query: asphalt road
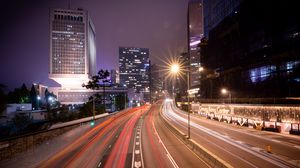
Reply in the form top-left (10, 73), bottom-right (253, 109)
top-left (162, 101), bottom-right (300, 168)
top-left (141, 102), bottom-right (209, 168)
top-left (38, 106), bottom-right (147, 168)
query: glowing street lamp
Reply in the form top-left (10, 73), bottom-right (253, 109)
top-left (169, 62), bottom-right (191, 139)
top-left (198, 66), bottom-right (204, 72)
top-left (170, 63), bottom-right (180, 74)
top-left (37, 96), bottom-right (41, 109)
top-left (221, 88), bottom-right (231, 103)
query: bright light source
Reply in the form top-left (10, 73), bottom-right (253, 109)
top-left (90, 121), bottom-right (95, 126)
top-left (199, 67), bottom-right (204, 72)
top-left (48, 97), bottom-right (53, 101)
top-left (170, 64), bottom-right (180, 74)
top-left (165, 98), bottom-right (173, 102)
top-left (37, 96), bottom-right (41, 100)
top-left (221, 88), bottom-right (228, 94)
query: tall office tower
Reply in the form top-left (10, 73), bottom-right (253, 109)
top-left (203, 0), bottom-right (242, 37)
top-left (150, 64), bottom-right (163, 102)
top-left (188, 0), bottom-right (204, 89)
top-left (49, 8), bottom-right (96, 89)
top-left (119, 47), bottom-right (150, 102)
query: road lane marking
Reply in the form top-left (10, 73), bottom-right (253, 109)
top-left (294, 145), bottom-right (300, 149)
top-left (134, 161), bottom-right (141, 168)
top-left (132, 117), bottom-right (145, 168)
top-left (152, 119), bottom-right (179, 168)
top-left (163, 102), bottom-right (296, 168)
top-left (251, 147), bottom-right (262, 152)
top-left (271, 139), bottom-right (281, 143)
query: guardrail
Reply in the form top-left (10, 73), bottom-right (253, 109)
top-left (159, 104), bottom-right (233, 168)
top-left (0, 111), bottom-right (119, 161)
top-left (191, 103), bottom-right (300, 134)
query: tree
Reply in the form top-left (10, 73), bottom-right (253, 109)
top-left (20, 83), bottom-right (30, 103)
top-left (115, 93), bottom-right (128, 111)
top-left (82, 69), bottom-right (111, 113)
top-left (30, 84), bottom-right (38, 109)
top-left (0, 84), bottom-right (7, 116)
top-left (7, 83), bottom-right (30, 104)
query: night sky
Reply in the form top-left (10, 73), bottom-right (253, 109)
top-left (0, 0), bottom-right (188, 91)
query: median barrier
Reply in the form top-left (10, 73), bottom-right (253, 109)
top-left (159, 106), bottom-right (233, 168)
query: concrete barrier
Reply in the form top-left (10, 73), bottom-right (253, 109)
top-left (159, 105), bottom-right (233, 168)
top-left (0, 112), bottom-right (113, 161)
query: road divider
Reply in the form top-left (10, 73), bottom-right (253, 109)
top-left (159, 104), bottom-right (233, 168)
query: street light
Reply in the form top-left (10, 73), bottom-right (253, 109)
top-left (170, 63), bottom-right (191, 139)
top-left (221, 88), bottom-right (231, 103)
top-left (37, 95), bottom-right (41, 110)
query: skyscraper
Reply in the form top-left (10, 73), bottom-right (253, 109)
top-left (188, 0), bottom-right (204, 89)
top-left (203, 0), bottom-right (242, 37)
top-left (49, 8), bottom-right (96, 89)
top-left (119, 47), bottom-right (150, 102)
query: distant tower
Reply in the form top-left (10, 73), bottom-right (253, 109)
top-left (188, 0), bottom-right (204, 88)
top-left (119, 47), bottom-right (150, 102)
top-left (49, 8), bottom-right (96, 89)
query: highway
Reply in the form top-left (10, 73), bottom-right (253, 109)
top-left (38, 106), bottom-right (148, 168)
top-left (141, 102), bottom-right (209, 168)
top-left (162, 100), bottom-right (300, 168)
top-left (36, 102), bottom-right (209, 168)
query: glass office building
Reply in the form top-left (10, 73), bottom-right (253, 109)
top-left (49, 8), bottom-right (96, 89)
top-left (119, 47), bottom-right (150, 102)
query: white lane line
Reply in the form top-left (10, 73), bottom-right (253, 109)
top-left (163, 106), bottom-right (255, 168)
top-left (235, 140), bottom-right (244, 144)
top-left (164, 103), bottom-right (293, 168)
top-left (294, 145), bottom-right (300, 149)
top-left (252, 147), bottom-right (262, 152)
top-left (271, 139), bottom-right (281, 143)
top-left (134, 161), bottom-right (141, 168)
top-left (152, 119), bottom-right (179, 168)
top-left (132, 118), bottom-right (145, 168)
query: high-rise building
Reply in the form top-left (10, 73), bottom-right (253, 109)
top-left (119, 47), bottom-right (150, 102)
top-left (200, 0), bottom-right (300, 99)
top-left (49, 8), bottom-right (96, 89)
top-left (150, 64), bottom-right (163, 102)
top-left (203, 0), bottom-right (242, 37)
top-left (188, 0), bottom-right (204, 89)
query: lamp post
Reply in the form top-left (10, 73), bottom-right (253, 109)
top-left (37, 95), bottom-right (41, 110)
top-left (170, 63), bottom-right (191, 139)
top-left (221, 88), bottom-right (231, 104)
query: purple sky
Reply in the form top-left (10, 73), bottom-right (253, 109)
top-left (0, 0), bottom-right (188, 91)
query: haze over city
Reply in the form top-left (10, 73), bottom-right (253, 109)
top-left (0, 0), bottom-right (188, 90)
top-left (1, 0), bottom-right (300, 168)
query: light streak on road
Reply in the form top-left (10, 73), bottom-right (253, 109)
top-left (162, 101), bottom-right (298, 168)
top-left (104, 107), bottom-right (147, 168)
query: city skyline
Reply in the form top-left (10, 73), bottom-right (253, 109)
top-left (0, 0), bottom-right (189, 91)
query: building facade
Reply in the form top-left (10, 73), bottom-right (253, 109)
top-left (150, 64), bottom-right (163, 102)
top-left (203, 0), bottom-right (242, 38)
top-left (200, 0), bottom-right (300, 99)
top-left (188, 0), bottom-right (204, 89)
top-left (119, 47), bottom-right (150, 102)
top-left (49, 8), bottom-right (96, 89)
